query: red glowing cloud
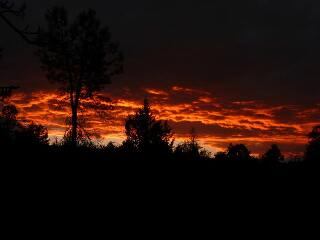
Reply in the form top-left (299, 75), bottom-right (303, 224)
top-left (8, 85), bottom-right (319, 156)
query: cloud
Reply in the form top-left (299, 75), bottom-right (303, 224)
top-left (144, 88), bottom-right (169, 96)
top-left (8, 85), bottom-right (318, 156)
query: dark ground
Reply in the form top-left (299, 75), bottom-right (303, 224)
top-left (2, 150), bottom-right (318, 182)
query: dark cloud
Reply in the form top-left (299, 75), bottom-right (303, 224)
top-left (1, 1), bottom-right (320, 102)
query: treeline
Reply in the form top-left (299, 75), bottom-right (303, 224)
top-left (1, 98), bottom-right (319, 163)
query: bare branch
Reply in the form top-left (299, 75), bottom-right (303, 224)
top-left (0, 1), bottom-right (39, 45)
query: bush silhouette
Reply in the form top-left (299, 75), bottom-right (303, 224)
top-left (15, 122), bottom-right (49, 147)
top-left (0, 104), bottom-right (49, 150)
top-left (261, 144), bottom-right (284, 164)
top-left (226, 144), bottom-right (252, 161)
top-left (174, 128), bottom-right (211, 160)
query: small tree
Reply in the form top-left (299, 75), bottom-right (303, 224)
top-left (261, 144), bottom-right (284, 164)
top-left (227, 144), bottom-right (251, 161)
top-left (124, 98), bottom-right (174, 157)
top-left (174, 128), bottom-right (211, 160)
top-left (37, 7), bottom-right (123, 146)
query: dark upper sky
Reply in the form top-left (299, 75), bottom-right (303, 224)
top-left (1, 0), bottom-right (320, 104)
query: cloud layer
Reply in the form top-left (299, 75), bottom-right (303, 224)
top-left (9, 85), bottom-right (319, 156)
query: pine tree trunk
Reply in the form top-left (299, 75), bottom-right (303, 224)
top-left (71, 104), bottom-right (78, 147)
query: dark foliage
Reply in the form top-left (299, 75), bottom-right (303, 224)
top-left (174, 128), bottom-right (211, 160)
top-left (2, 104), bottom-right (17, 120)
top-left (213, 144), bottom-right (253, 162)
top-left (261, 144), bottom-right (284, 164)
top-left (305, 125), bottom-right (320, 162)
top-left (37, 6), bottom-right (123, 146)
top-left (214, 152), bottom-right (228, 161)
top-left (227, 144), bottom-right (252, 161)
top-left (123, 98), bottom-right (174, 159)
top-left (0, 104), bottom-right (18, 146)
top-left (15, 122), bottom-right (49, 147)
top-left (0, 104), bottom-right (49, 150)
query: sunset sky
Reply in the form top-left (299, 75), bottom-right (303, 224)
top-left (1, 0), bottom-right (320, 156)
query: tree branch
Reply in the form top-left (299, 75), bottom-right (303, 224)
top-left (0, 1), bottom-right (39, 45)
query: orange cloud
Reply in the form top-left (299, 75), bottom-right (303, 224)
top-left (145, 88), bottom-right (169, 96)
top-left (7, 86), bottom-right (319, 156)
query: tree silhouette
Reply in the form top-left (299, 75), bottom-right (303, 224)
top-left (16, 122), bottom-right (49, 147)
top-left (62, 115), bottom-right (99, 147)
top-left (37, 7), bottom-right (123, 147)
top-left (0, 104), bottom-right (49, 148)
top-left (261, 144), bottom-right (284, 164)
top-left (227, 144), bottom-right (251, 161)
top-left (124, 98), bottom-right (174, 157)
top-left (0, 104), bottom-right (18, 146)
top-left (305, 125), bottom-right (320, 162)
top-left (174, 128), bottom-right (211, 160)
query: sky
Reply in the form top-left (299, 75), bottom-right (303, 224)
top-left (1, 0), bottom-right (320, 156)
